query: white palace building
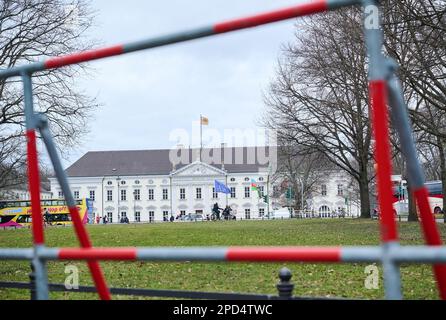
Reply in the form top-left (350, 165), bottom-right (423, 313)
top-left (50, 147), bottom-right (274, 223)
top-left (49, 147), bottom-right (359, 223)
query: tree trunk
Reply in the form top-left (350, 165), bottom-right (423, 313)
top-left (438, 139), bottom-right (446, 217)
top-left (359, 173), bottom-right (371, 218)
top-left (405, 165), bottom-right (419, 222)
top-left (407, 187), bottom-right (418, 222)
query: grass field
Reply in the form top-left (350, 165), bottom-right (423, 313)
top-left (1, 219), bottom-right (445, 300)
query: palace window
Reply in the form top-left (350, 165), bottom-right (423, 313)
top-left (149, 211), bottom-right (155, 223)
top-left (134, 189), bottom-right (141, 201)
top-left (180, 188), bottom-right (186, 200)
top-left (163, 189), bottom-right (169, 200)
top-left (338, 185), bottom-right (344, 197)
top-left (212, 188), bottom-right (218, 199)
top-left (259, 208), bottom-right (265, 217)
top-left (148, 189), bottom-right (154, 201)
top-left (121, 189), bottom-right (127, 201)
top-left (259, 186), bottom-right (264, 197)
top-left (89, 190), bottom-right (95, 201)
top-left (244, 187), bottom-right (250, 198)
top-left (230, 187), bottom-right (236, 199)
top-left (107, 190), bottom-right (113, 201)
top-left (135, 211), bottom-right (141, 223)
top-left (321, 184), bottom-right (327, 196)
top-left (74, 191), bottom-right (80, 199)
top-left (245, 209), bottom-right (251, 220)
top-left (196, 188), bottom-right (202, 199)
top-left (107, 212), bottom-right (113, 223)
top-left (319, 205), bottom-right (331, 218)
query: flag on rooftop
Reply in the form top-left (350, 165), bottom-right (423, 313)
top-left (201, 116), bottom-right (209, 126)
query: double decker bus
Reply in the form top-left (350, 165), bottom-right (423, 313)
top-left (0, 198), bottom-right (93, 228)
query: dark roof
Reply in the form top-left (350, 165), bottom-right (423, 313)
top-left (65, 147), bottom-right (276, 177)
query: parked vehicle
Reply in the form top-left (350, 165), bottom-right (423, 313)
top-left (271, 207), bottom-right (292, 219)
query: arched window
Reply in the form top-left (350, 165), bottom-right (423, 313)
top-left (319, 205), bottom-right (331, 218)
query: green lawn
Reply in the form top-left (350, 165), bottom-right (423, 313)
top-left (1, 219), bottom-right (445, 300)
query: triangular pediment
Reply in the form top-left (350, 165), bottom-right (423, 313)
top-left (171, 161), bottom-right (226, 177)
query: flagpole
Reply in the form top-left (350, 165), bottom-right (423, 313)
top-left (200, 114), bottom-right (202, 162)
top-left (225, 174), bottom-right (229, 208)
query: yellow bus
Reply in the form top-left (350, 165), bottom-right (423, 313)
top-left (0, 198), bottom-right (93, 228)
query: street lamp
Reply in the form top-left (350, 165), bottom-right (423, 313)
top-left (133, 189), bottom-right (137, 223)
top-left (116, 175), bottom-right (121, 223)
top-left (295, 174), bottom-right (305, 215)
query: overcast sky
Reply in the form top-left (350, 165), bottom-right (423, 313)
top-left (62, 0), bottom-right (303, 167)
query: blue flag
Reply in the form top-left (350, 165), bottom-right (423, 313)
top-left (215, 180), bottom-right (231, 194)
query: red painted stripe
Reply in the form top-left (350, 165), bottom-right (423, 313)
top-left (226, 247), bottom-right (341, 262)
top-left (59, 248), bottom-right (138, 261)
top-left (369, 80), bottom-right (398, 242)
top-left (26, 130), bottom-right (44, 245)
top-left (67, 206), bottom-right (111, 300)
top-left (44, 45), bottom-right (124, 69)
top-left (414, 188), bottom-right (446, 299)
top-left (214, 1), bottom-right (328, 34)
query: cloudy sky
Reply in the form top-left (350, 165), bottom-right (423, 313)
top-left (63, 0), bottom-right (303, 166)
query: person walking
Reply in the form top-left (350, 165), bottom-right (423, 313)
top-left (212, 203), bottom-right (224, 220)
top-left (43, 208), bottom-right (51, 227)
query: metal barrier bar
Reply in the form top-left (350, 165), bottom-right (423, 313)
top-left (0, 281), bottom-right (275, 300)
top-left (36, 115), bottom-right (111, 301)
top-left (362, 0), bottom-right (402, 300)
top-left (3, 246), bottom-right (446, 264)
top-left (0, 249), bottom-right (34, 260)
top-left (22, 73), bottom-right (49, 300)
top-left (0, 0), bottom-right (361, 79)
top-left (22, 75), bottom-right (44, 246)
top-left (386, 64), bottom-right (446, 299)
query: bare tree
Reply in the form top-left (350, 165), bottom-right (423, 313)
top-left (263, 8), bottom-right (375, 218)
top-left (383, 0), bottom-right (446, 215)
top-left (265, 1), bottom-right (445, 219)
top-left (0, 0), bottom-right (98, 190)
top-left (272, 145), bottom-right (331, 212)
